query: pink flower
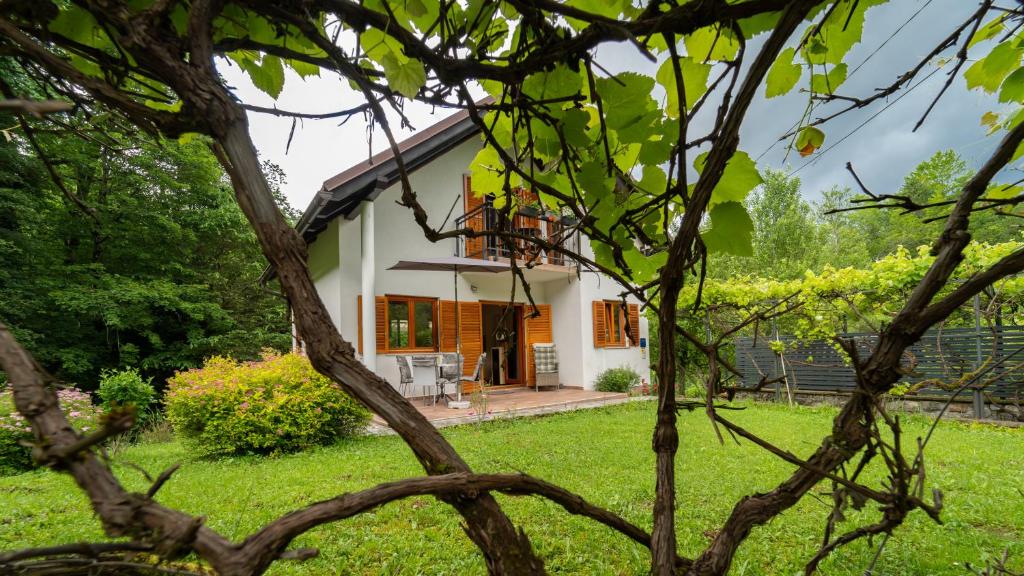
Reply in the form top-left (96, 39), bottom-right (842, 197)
top-left (239, 402), bottom-right (249, 410)
top-left (69, 411), bottom-right (81, 418)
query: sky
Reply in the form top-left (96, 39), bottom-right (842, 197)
top-left (220, 0), bottom-right (1004, 215)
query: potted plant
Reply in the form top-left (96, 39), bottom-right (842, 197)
top-left (560, 214), bottom-right (578, 226)
top-left (518, 203), bottom-right (541, 218)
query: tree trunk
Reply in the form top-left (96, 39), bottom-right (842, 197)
top-left (212, 115), bottom-right (544, 575)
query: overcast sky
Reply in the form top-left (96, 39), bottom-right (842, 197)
top-left (220, 0), bottom-right (1004, 214)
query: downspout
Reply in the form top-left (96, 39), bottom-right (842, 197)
top-left (360, 200), bottom-right (377, 372)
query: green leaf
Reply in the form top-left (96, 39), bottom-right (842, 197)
top-left (685, 26), bottom-right (740, 62)
top-left (638, 165), bottom-right (667, 195)
top-left (234, 53), bottom-right (286, 99)
top-left (360, 28), bottom-right (404, 63)
top-left (594, 73), bottom-right (656, 131)
top-left (577, 159), bottom-right (615, 202)
top-left (381, 53), bottom-right (426, 98)
top-left (801, 0), bottom-right (884, 65)
top-left (656, 56), bottom-right (710, 118)
top-left (522, 64), bottom-right (582, 101)
top-left (48, 6), bottom-right (101, 45)
top-left (701, 201), bottom-right (754, 256)
top-left (286, 59), bottom-right (320, 79)
top-left (469, 146), bottom-right (505, 196)
top-left (765, 47), bottom-right (801, 98)
top-left (738, 12), bottom-right (781, 38)
top-left (965, 41), bottom-right (1022, 93)
top-left (561, 108), bottom-right (592, 148)
top-left (968, 16), bottom-right (1006, 49)
top-left (694, 150), bottom-right (763, 206)
top-left (810, 63), bottom-right (847, 94)
top-left (999, 67), bottom-right (1024, 103)
top-left (984, 182), bottom-right (1024, 200)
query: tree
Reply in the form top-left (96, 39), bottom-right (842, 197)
top-left (2, 2), bottom-right (1024, 575)
top-left (711, 169), bottom-right (822, 279)
top-left (0, 75), bottom-right (292, 388)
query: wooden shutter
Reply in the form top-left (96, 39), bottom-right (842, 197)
top-left (357, 296), bottom-right (388, 353)
top-left (458, 302), bottom-right (483, 377)
top-left (464, 175), bottom-right (485, 259)
top-left (439, 300), bottom-right (458, 352)
top-left (592, 300), bottom-right (607, 348)
top-left (375, 297), bottom-right (387, 352)
top-left (627, 304), bottom-right (640, 346)
top-left (524, 304), bottom-right (552, 386)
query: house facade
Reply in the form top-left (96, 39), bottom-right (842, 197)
top-left (295, 108), bottom-right (650, 395)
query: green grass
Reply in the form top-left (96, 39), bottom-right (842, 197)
top-left (1, 401), bottom-right (1022, 575)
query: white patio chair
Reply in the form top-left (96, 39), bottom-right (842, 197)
top-left (532, 343), bottom-right (560, 391)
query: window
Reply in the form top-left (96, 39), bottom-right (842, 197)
top-left (604, 301), bottom-right (625, 347)
top-left (387, 296), bottom-right (437, 351)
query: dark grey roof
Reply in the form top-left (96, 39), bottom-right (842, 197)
top-left (295, 106), bottom-right (483, 243)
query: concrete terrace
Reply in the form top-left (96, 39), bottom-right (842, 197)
top-left (368, 388), bottom-right (630, 432)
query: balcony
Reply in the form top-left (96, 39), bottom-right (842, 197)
top-left (455, 202), bottom-right (580, 270)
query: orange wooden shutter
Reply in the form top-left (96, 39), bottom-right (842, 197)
top-left (627, 304), bottom-right (640, 346)
top-left (439, 300), bottom-right (457, 352)
top-left (458, 302), bottom-right (483, 377)
top-left (464, 175), bottom-right (485, 259)
top-left (375, 297), bottom-right (387, 352)
top-left (592, 300), bottom-right (607, 348)
top-left (524, 304), bottom-right (552, 386)
top-left (357, 296), bottom-right (387, 353)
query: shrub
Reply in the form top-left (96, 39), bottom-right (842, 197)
top-left (595, 366), bottom-right (641, 393)
top-left (0, 387), bottom-right (102, 476)
top-left (165, 351), bottom-right (370, 455)
top-left (97, 368), bottom-right (156, 426)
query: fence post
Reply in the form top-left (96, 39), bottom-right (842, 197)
top-left (772, 318), bottom-right (782, 403)
top-left (973, 293), bottom-right (985, 420)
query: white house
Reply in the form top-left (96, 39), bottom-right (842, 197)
top-left (293, 107), bottom-right (650, 396)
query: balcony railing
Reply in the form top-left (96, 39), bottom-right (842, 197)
top-left (455, 202), bottom-right (580, 267)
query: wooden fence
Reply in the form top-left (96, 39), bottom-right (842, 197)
top-left (734, 326), bottom-right (1024, 408)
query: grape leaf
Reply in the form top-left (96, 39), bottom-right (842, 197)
top-left (701, 201), bottom-right (754, 256)
top-left (381, 53), bottom-right (426, 98)
top-left (999, 67), bottom-right (1024, 103)
top-left (685, 26), bottom-right (740, 62)
top-left (965, 42), bottom-right (1022, 93)
top-left (810, 63), bottom-right (847, 94)
top-left (656, 56), bottom-right (710, 118)
top-left (765, 47), bottom-right (801, 98)
top-left (694, 150), bottom-right (763, 206)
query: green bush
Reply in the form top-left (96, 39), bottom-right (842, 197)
top-left (165, 351), bottom-right (370, 455)
top-left (595, 366), bottom-right (641, 393)
top-left (1, 387), bottom-right (102, 476)
top-left (98, 368), bottom-right (155, 426)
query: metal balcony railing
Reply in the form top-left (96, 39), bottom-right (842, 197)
top-left (454, 202), bottom-right (580, 267)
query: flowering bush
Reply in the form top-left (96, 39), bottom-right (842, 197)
top-left (0, 387), bottom-right (103, 476)
top-left (165, 351), bottom-right (370, 455)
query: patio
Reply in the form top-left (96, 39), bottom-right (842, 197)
top-left (368, 388), bottom-right (631, 432)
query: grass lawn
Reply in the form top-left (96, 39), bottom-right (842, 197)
top-left (1, 401), bottom-right (1022, 575)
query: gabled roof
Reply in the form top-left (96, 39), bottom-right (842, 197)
top-left (295, 104), bottom-right (485, 243)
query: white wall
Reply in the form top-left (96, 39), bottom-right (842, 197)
top-left (308, 219), bottom-right (342, 334)
top-left (575, 240), bottom-right (653, 390)
top-left (306, 136), bottom-right (651, 394)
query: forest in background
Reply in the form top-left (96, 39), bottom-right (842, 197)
top-left (1, 66), bottom-right (293, 391)
top-left (710, 149), bottom-right (1020, 281)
